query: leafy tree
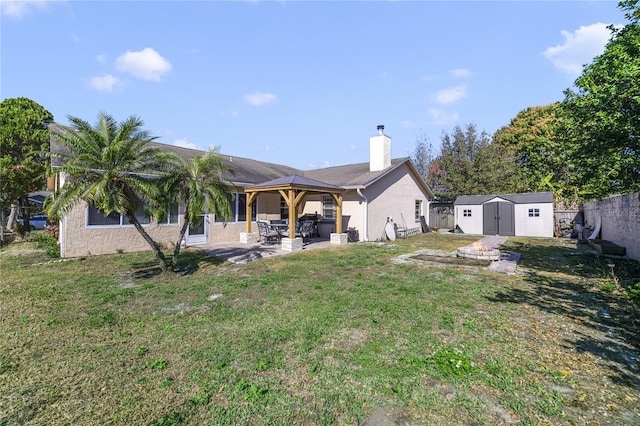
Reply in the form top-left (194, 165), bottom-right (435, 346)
top-left (159, 148), bottom-right (234, 268)
top-left (410, 129), bottom-right (436, 188)
top-left (562, 0), bottom-right (640, 199)
top-left (431, 123), bottom-right (518, 199)
top-left (47, 112), bottom-right (178, 272)
top-left (0, 97), bottom-right (53, 230)
top-left (493, 103), bottom-right (581, 209)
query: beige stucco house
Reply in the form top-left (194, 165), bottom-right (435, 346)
top-left (51, 125), bottom-right (434, 258)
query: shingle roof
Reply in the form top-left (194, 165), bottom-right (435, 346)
top-left (303, 158), bottom-right (410, 187)
top-left (153, 142), bottom-right (413, 188)
top-left (50, 125), bottom-right (425, 191)
top-left (150, 143), bottom-right (301, 185)
top-left (454, 192), bottom-right (554, 205)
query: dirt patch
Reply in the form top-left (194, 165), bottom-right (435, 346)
top-left (409, 254), bottom-right (492, 268)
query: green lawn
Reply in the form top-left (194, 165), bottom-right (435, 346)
top-left (1, 233), bottom-right (638, 425)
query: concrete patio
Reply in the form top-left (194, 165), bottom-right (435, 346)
top-left (195, 237), bottom-right (335, 264)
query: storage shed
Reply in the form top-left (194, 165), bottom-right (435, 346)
top-left (453, 192), bottom-right (554, 237)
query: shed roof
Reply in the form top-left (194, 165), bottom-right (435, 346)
top-left (454, 192), bottom-right (554, 205)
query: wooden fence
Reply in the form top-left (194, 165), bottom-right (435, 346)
top-left (429, 206), bottom-right (454, 230)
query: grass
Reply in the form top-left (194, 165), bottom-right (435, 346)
top-left (1, 234), bottom-right (639, 425)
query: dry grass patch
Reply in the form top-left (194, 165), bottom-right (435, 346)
top-left (1, 234), bottom-right (639, 425)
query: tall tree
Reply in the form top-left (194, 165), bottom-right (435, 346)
top-left (431, 123), bottom-right (518, 199)
top-left (159, 148), bottom-right (234, 268)
top-left (493, 103), bottom-right (581, 208)
top-left (47, 113), bottom-right (178, 272)
top-left (562, 0), bottom-right (640, 199)
top-left (0, 97), bottom-right (53, 230)
top-left (410, 129), bottom-right (435, 188)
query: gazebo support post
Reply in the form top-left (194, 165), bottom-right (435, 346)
top-left (240, 192), bottom-right (259, 243)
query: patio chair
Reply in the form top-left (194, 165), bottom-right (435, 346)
top-left (297, 220), bottom-right (314, 244)
top-left (257, 220), bottom-right (280, 244)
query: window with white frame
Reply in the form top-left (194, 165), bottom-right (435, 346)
top-left (415, 200), bottom-right (423, 221)
top-left (463, 209), bottom-right (472, 217)
top-left (87, 203), bottom-right (151, 226)
top-left (528, 208), bottom-right (540, 217)
top-left (156, 203), bottom-right (180, 225)
top-left (322, 195), bottom-right (336, 220)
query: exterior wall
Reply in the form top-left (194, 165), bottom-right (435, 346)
top-left (341, 191), bottom-right (365, 237)
top-left (514, 203), bottom-right (554, 237)
top-left (583, 192), bottom-right (640, 261)
top-left (300, 192), bottom-right (365, 239)
top-left (208, 221), bottom-right (250, 243)
top-left (454, 205), bottom-right (483, 235)
top-left (364, 165), bottom-right (431, 241)
top-left (60, 201), bottom-right (181, 258)
top-left (59, 165), bottom-right (432, 253)
top-left (254, 193), bottom-right (285, 222)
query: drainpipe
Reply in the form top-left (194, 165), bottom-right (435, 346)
top-left (356, 187), bottom-right (369, 241)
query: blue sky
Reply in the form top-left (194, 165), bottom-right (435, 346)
top-left (1, 0), bottom-right (625, 170)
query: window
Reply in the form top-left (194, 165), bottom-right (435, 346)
top-left (216, 192), bottom-right (257, 223)
top-left (528, 208), bottom-right (540, 217)
top-left (123, 204), bottom-right (151, 225)
top-left (88, 205), bottom-right (120, 226)
top-left (463, 209), bottom-right (472, 217)
top-left (156, 203), bottom-right (180, 225)
top-left (322, 195), bottom-right (336, 220)
top-left (415, 200), bottom-right (423, 221)
top-left (87, 203), bottom-right (150, 226)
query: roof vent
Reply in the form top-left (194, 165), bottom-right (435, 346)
top-left (377, 124), bottom-right (384, 135)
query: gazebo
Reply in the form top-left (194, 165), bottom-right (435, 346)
top-left (242, 174), bottom-right (345, 250)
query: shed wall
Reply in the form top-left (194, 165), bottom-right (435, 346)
top-left (514, 203), bottom-right (554, 237)
top-left (455, 205), bottom-right (483, 235)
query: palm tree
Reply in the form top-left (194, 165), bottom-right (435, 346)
top-left (160, 148), bottom-right (234, 269)
top-left (47, 112), bottom-right (177, 272)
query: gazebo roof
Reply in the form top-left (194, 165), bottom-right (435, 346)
top-left (246, 174), bottom-right (343, 193)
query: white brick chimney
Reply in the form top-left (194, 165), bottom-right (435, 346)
top-left (369, 124), bottom-right (391, 171)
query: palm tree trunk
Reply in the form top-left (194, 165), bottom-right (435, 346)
top-left (172, 219), bottom-right (190, 269)
top-left (124, 210), bottom-right (169, 273)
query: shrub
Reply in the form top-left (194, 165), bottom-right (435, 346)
top-left (29, 233), bottom-right (60, 258)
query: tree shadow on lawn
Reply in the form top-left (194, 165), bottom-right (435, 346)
top-left (487, 242), bottom-right (640, 389)
top-left (131, 251), bottom-right (227, 279)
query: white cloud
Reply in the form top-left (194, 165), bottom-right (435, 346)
top-left (400, 120), bottom-right (414, 129)
top-left (307, 160), bottom-right (331, 169)
top-left (428, 108), bottom-right (459, 126)
top-left (1, 0), bottom-right (60, 19)
top-left (264, 145), bottom-right (274, 151)
top-left (243, 92), bottom-right (277, 106)
top-left (89, 74), bottom-right (120, 92)
top-left (450, 68), bottom-right (472, 78)
top-left (96, 54), bottom-right (107, 63)
top-left (434, 86), bottom-right (466, 105)
top-left (115, 47), bottom-right (172, 82)
top-left (543, 23), bottom-right (615, 77)
top-left (173, 138), bottom-right (198, 150)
